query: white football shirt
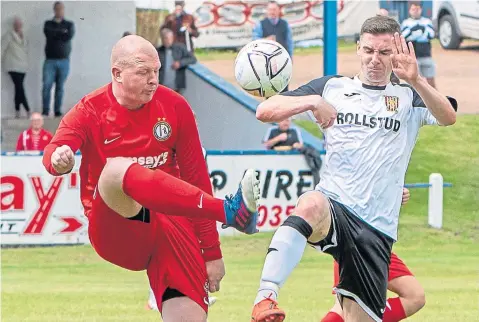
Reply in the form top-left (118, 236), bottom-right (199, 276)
top-left (282, 75), bottom-right (456, 240)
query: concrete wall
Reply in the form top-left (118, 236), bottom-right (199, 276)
top-left (1, 1), bottom-right (136, 118)
top-left (183, 65), bottom-right (269, 150)
top-left (183, 64), bottom-right (324, 151)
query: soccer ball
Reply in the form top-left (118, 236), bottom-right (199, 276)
top-left (234, 39), bottom-right (292, 98)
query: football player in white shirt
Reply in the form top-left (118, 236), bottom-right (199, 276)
top-left (321, 188), bottom-right (427, 322)
top-left (251, 15), bottom-right (456, 322)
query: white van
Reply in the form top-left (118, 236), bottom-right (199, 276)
top-left (432, 1), bottom-right (479, 49)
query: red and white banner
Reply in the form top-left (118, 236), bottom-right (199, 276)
top-left (186, 0), bottom-right (379, 48)
top-left (1, 153), bottom-right (317, 244)
top-left (1, 155), bottom-right (88, 245)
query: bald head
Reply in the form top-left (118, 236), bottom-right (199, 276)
top-left (111, 35), bottom-right (158, 69)
top-left (110, 35), bottom-right (160, 109)
top-left (30, 112), bottom-right (44, 131)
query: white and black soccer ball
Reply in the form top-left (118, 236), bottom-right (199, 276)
top-left (234, 39), bottom-right (292, 98)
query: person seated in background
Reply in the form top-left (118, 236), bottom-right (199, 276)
top-left (161, 1), bottom-right (199, 52)
top-left (157, 28), bottom-right (197, 94)
top-left (263, 118), bottom-right (303, 151)
top-left (16, 112), bottom-right (53, 152)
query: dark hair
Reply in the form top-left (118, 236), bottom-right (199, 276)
top-left (409, 1), bottom-right (422, 9)
top-left (122, 31), bottom-right (132, 37)
top-left (360, 15), bottom-right (400, 36)
top-left (53, 1), bottom-right (63, 9)
top-left (175, 1), bottom-right (185, 7)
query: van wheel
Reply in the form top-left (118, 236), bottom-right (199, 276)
top-left (439, 14), bottom-right (461, 49)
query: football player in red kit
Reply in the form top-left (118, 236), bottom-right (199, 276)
top-left (42, 35), bottom-right (260, 321)
top-left (321, 188), bottom-right (426, 322)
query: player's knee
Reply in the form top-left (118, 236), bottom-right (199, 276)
top-left (410, 285), bottom-right (426, 311)
top-left (99, 157), bottom-right (135, 193)
top-left (294, 192), bottom-right (330, 241)
top-left (98, 157), bottom-right (141, 218)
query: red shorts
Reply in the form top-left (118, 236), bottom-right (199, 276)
top-left (87, 193), bottom-right (209, 313)
top-left (333, 252), bottom-right (413, 291)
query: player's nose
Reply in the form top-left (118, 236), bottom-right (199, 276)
top-left (148, 76), bottom-right (158, 86)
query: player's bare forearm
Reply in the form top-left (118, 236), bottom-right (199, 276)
top-left (256, 95), bottom-right (320, 123)
top-left (409, 76), bottom-right (456, 126)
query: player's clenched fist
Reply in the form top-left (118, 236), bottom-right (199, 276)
top-left (51, 145), bottom-right (75, 174)
top-left (312, 97), bottom-right (337, 129)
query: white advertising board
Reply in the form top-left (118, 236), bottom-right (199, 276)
top-left (1, 155), bottom-right (88, 245)
top-left (1, 153), bottom-right (317, 244)
top-left (207, 153), bottom-right (316, 235)
top-left (187, 0), bottom-right (379, 48)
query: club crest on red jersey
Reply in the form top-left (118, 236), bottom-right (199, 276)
top-left (384, 96), bottom-right (399, 113)
top-left (153, 118), bottom-right (172, 141)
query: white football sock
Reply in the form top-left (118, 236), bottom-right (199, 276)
top-left (254, 225), bottom-right (308, 305)
top-left (148, 287), bottom-right (158, 311)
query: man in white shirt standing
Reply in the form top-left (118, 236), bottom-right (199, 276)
top-left (251, 15), bottom-right (456, 322)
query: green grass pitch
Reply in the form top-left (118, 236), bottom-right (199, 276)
top-left (2, 115), bottom-right (478, 321)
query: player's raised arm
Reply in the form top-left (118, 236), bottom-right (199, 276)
top-left (256, 77), bottom-right (338, 129)
top-left (391, 32), bottom-right (456, 126)
top-left (42, 103), bottom-right (89, 175)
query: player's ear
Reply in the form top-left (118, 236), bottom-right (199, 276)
top-left (112, 67), bottom-right (122, 83)
top-left (356, 40), bottom-right (361, 56)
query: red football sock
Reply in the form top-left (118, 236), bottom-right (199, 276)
top-left (321, 311), bottom-right (344, 322)
top-left (382, 297), bottom-right (407, 322)
top-left (122, 163), bottom-right (226, 223)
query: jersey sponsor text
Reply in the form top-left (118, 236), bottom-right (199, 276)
top-left (336, 112), bottom-right (401, 132)
top-left (107, 152), bottom-right (168, 169)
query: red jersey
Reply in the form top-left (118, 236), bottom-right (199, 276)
top-left (16, 128), bottom-right (53, 152)
top-left (42, 84), bottom-right (221, 261)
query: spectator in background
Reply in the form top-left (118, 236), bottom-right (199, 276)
top-left (401, 1), bottom-right (436, 88)
top-left (2, 16), bottom-right (30, 118)
top-left (378, 8), bottom-right (390, 17)
top-left (157, 28), bottom-right (197, 94)
top-left (42, 1), bottom-right (75, 117)
top-left (263, 118), bottom-right (303, 151)
top-left (161, 1), bottom-right (199, 52)
top-left (16, 112), bottom-right (53, 152)
top-left (252, 1), bottom-right (293, 91)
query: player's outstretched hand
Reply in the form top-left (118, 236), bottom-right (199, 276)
top-left (390, 32), bottom-right (419, 84)
top-left (205, 258), bottom-right (225, 293)
top-left (311, 97), bottom-right (337, 130)
top-left (51, 145), bottom-right (75, 174)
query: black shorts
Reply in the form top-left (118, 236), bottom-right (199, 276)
top-left (309, 198), bottom-right (394, 322)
